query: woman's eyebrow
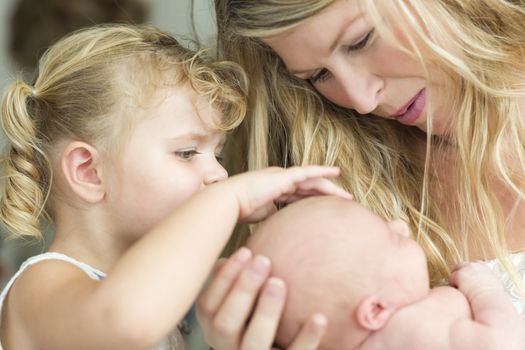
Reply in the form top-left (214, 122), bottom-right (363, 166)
top-left (288, 14), bottom-right (364, 76)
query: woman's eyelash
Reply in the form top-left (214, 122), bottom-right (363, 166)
top-left (309, 69), bottom-right (330, 84)
top-left (309, 29), bottom-right (375, 84)
top-left (348, 29), bottom-right (375, 51)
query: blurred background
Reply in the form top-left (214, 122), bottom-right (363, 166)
top-left (0, 0), bottom-right (217, 91)
top-left (0, 0), bottom-right (218, 348)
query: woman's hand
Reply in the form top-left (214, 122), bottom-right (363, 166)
top-left (197, 247), bottom-right (327, 350)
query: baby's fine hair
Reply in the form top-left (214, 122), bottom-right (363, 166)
top-left (0, 24), bottom-right (248, 241)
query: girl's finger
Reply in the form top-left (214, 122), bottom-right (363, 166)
top-left (287, 166), bottom-right (341, 181)
top-left (294, 178), bottom-right (352, 198)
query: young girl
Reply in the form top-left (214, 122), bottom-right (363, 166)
top-left (0, 24), bottom-right (350, 349)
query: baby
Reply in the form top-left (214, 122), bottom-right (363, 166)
top-left (247, 196), bottom-right (525, 350)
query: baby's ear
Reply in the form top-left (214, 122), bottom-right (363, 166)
top-left (61, 141), bottom-right (105, 203)
top-left (355, 295), bottom-right (394, 331)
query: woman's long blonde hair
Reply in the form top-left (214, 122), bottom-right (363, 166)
top-left (0, 24), bottom-right (247, 242)
top-left (215, 0), bottom-right (525, 286)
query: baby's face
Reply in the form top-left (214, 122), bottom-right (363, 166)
top-left (316, 209), bottom-right (430, 349)
top-left (365, 216), bottom-right (430, 305)
top-left (248, 197), bottom-right (430, 349)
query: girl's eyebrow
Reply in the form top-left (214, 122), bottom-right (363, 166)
top-left (169, 132), bottom-right (209, 141)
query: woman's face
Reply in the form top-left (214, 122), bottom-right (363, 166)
top-left (262, 0), bottom-right (451, 134)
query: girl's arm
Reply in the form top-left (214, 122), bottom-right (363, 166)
top-left (12, 166), bottom-right (346, 350)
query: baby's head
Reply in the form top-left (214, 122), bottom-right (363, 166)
top-left (0, 24), bottom-right (247, 241)
top-left (247, 196), bottom-right (429, 350)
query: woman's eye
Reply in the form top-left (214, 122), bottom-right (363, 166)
top-left (175, 150), bottom-right (200, 160)
top-left (309, 68), bottom-right (331, 84)
top-left (347, 29), bottom-right (375, 51)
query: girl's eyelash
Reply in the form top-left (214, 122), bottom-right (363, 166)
top-left (175, 150), bottom-right (200, 160)
top-left (309, 29), bottom-right (375, 84)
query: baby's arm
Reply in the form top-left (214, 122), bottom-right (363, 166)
top-left (448, 262), bottom-right (525, 349)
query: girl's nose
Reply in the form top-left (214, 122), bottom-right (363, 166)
top-left (203, 158), bottom-right (228, 186)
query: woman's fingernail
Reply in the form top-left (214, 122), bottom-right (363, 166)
top-left (251, 255), bottom-right (270, 275)
top-left (265, 277), bottom-right (285, 297)
top-left (233, 247), bottom-right (252, 263)
top-left (312, 313), bottom-right (327, 327)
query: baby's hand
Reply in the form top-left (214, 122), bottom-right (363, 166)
top-left (222, 166), bottom-right (352, 223)
top-left (449, 262), bottom-right (504, 301)
top-left (450, 262), bottom-right (525, 350)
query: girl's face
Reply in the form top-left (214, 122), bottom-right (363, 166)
top-left (107, 84), bottom-right (228, 240)
top-left (262, 0), bottom-right (452, 134)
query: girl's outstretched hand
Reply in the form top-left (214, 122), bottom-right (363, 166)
top-left (221, 166), bottom-right (352, 223)
top-left (197, 248), bottom-right (327, 350)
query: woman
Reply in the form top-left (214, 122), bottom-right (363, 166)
top-left (197, 1), bottom-right (525, 348)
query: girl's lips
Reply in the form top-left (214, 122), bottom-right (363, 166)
top-left (393, 89), bottom-right (426, 126)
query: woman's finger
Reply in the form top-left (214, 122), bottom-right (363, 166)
top-left (287, 313), bottom-right (327, 350)
top-left (240, 278), bottom-right (287, 350)
top-left (197, 248), bottom-right (252, 332)
top-left (211, 255), bottom-right (272, 349)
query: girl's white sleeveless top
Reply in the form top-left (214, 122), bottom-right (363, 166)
top-left (484, 251), bottom-right (525, 316)
top-left (0, 252), bottom-right (186, 350)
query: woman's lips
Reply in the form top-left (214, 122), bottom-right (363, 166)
top-left (392, 89), bottom-right (426, 126)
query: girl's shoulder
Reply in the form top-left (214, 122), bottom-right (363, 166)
top-left (0, 253), bottom-right (105, 350)
top-left (2, 252), bottom-right (105, 305)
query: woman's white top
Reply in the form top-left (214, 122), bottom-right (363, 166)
top-left (484, 250), bottom-right (525, 316)
top-left (0, 252), bottom-right (186, 350)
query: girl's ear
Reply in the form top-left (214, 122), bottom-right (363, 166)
top-left (61, 141), bottom-right (105, 203)
top-left (355, 295), bottom-right (394, 331)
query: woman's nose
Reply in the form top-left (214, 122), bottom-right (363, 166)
top-left (203, 158), bottom-right (228, 186)
top-left (337, 66), bottom-right (383, 115)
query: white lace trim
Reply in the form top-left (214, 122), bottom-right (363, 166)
top-left (484, 251), bottom-right (525, 316)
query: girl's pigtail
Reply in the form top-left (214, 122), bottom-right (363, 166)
top-left (0, 80), bottom-right (50, 240)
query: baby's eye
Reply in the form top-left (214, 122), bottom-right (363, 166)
top-left (175, 150), bottom-right (200, 160)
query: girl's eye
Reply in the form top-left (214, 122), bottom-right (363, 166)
top-left (347, 29), bottom-right (375, 51)
top-left (215, 154), bottom-right (225, 165)
top-left (175, 150), bottom-right (200, 160)
top-left (309, 68), bottom-right (331, 84)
